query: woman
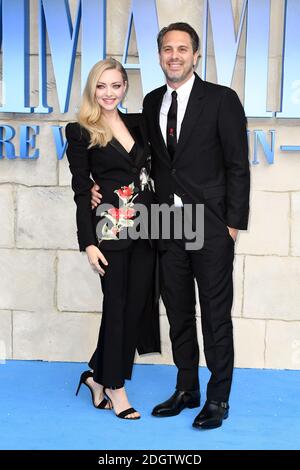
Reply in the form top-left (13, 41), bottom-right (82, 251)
top-left (66, 58), bottom-right (160, 420)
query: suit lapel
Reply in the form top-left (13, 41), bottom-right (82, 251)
top-left (111, 111), bottom-right (150, 168)
top-left (172, 75), bottom-right (206, 164)
top-left (129, 123), bottom-right (147, 168)
top-left (152, 86), bottom-right (171, 165)
top-left (150, 75), bottom-right (206, 166)
top-left (108, 112), bottom-right (141, 166)
top-left (109, 137), bottom-right (133, 163)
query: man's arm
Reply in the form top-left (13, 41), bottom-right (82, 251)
top-left (218, 88), bottom-right (250, 231)
top-left (91, 183), bottom-right (102, 209)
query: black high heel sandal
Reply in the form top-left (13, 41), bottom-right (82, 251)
top-left (103, 387), bottom-right (140, 420)
top-left (76, 370), bottom-right (112, 410)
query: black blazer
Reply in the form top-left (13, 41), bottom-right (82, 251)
top-left (65, 112), bottom-right (154, 252)
top-left (143, 73), bottom-right (250, 241)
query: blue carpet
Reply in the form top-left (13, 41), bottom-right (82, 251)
top-left (0, 361), bottom-right (299, 450)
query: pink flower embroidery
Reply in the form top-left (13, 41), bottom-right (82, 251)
top-left (107, 208), bottom-right (120, 220)
top-left (111, 227), bottom-right (119, 236)
top-left (100, 182), bottom-right (138, 241)
top-left (119, 207), bottom-right (136, 219)
top-left (116, 186), bottom-right (134, 199)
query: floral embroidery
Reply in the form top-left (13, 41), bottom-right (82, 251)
top-left (99, 182), bottom-right (139, 241)
top-left (139, 166), bottom-right (152, 191)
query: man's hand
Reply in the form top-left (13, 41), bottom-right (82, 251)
top-left (85, 245), bottom-right (108, 276)
top-left (227, 226), bottom-right (239, 242)
top-left (91, 183), bottom-right (102, 209)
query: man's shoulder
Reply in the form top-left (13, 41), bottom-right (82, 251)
top-left (143, 85), bottom-right (166, 105)
top-left (200, 78), bottom-right (238, 99)
top-left (199, 79), bottom-right (244, 114)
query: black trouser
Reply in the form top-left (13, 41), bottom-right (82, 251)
top-left (160, 233), bottom-right (235, 402)
top-left (88, 239), bottom-right (155, 388)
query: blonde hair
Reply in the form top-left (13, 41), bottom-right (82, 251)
top-left (78, 58), bottom-right (128, 148)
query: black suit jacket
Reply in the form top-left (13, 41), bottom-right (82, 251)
top-left (66, 113), bottom-right (160, 355)
top-left (143, 73), bottom-right (250, 242)
top-left (65, 112), bottom-right (154, 252)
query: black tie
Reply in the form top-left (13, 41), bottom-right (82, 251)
top-left (167, 90), bottom-right (178, 159)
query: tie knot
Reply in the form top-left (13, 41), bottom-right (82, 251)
top-left (171, 90), bottom-right (177, 100)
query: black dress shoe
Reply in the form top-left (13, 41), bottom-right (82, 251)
top-left (152, 390), bottom-right (200, 417)
top-left (192, 400), bottom-right (229, 429)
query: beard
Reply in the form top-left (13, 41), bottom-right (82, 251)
top-left (163, 63), bottom-right (194, 84)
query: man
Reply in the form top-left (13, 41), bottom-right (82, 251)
top-left (91, 22), bottom-right (250, 429)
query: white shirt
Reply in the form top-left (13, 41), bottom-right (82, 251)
top-left (159, 73), bottom-right (195, 207)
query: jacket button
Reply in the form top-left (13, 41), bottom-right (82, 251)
top-left (132, 167), bottom-right (138, 173)
top-left (169, 194), bottom-right (173, 199)
top-left (171, 168), bottom-right (176, 175)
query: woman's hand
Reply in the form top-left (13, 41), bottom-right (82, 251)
top-left (85, 245), bottom-right (108, 276)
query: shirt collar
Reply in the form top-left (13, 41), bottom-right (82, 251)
top-left (166, 73), bottom-right (195, 103)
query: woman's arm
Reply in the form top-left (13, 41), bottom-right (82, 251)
top-left (65, 122), bottom-right (98, 252)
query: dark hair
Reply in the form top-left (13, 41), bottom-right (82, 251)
top-left (157, 22), bottom-right (200, 53)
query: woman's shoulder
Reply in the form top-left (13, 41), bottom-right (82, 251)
top-left (65, 121), bottom-right (90, 141)
top-left (122, 112), bottom-right (147, 135)
top-left (121, 111), bottom-right (144, 125)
